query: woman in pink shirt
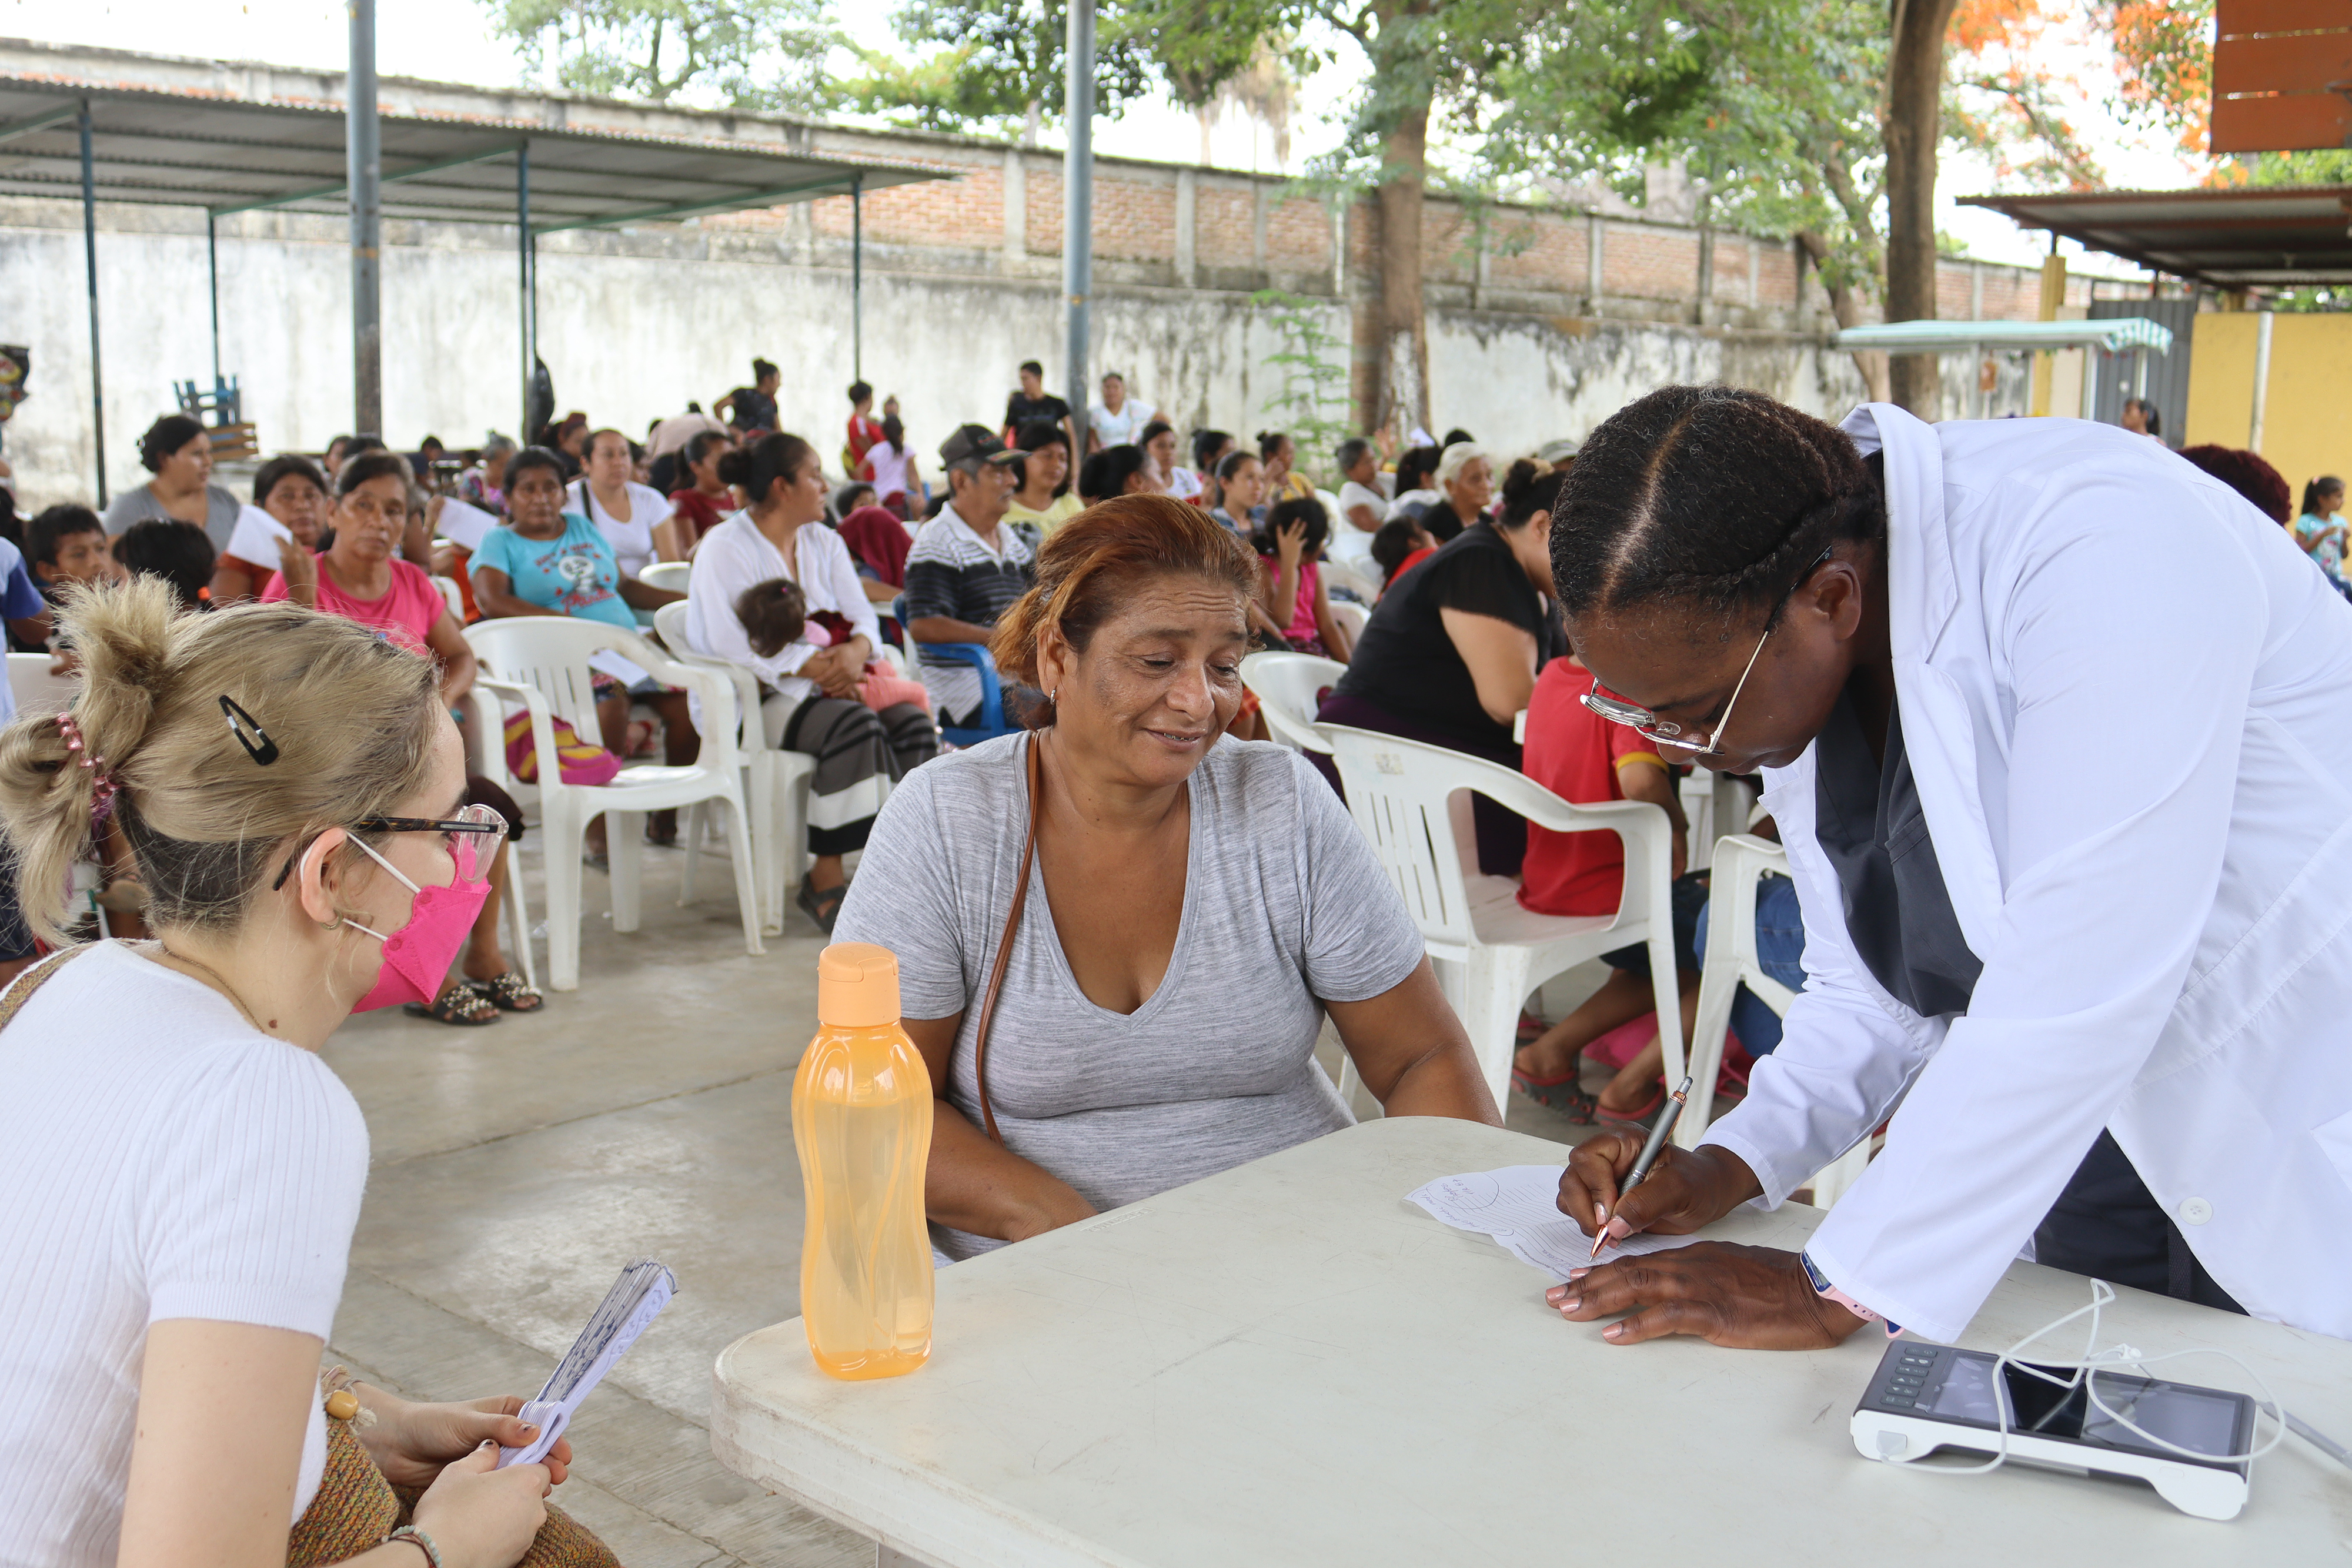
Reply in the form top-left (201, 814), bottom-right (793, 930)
top-left (266, 451), bottom-right (543, 1025)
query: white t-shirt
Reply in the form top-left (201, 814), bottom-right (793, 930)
top-left (0, 942), bottom-right (369, 1564)
top-left (1337, 480), bottom-right (1390, 531)
top-left (1087, 400), bottom-right (1157, 449)
top-left (864, 442), bottom-right (917, 500)
top-left (565, 479), bottom-right (674, 580)
top-left (1168, 466), bottom-right (1205, 503)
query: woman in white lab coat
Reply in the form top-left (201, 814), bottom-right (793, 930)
top-left (1544, 386), bottom-right (2352, 1348)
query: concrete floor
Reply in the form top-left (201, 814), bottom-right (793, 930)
top-left (320, 833), bottom-right (1603, 1566)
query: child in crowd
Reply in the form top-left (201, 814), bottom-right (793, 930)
top-left (2294, 475), bottom-right (2347, 596)
top-left (1369, 514), bottom-right (1437, 592)
top-left (863, 414), bottom-right (921, 519)
top-left (1251, 496), bottom-right (1352, 660)
top-left (736, 576), bottom-right (931, 715)
top-left (115, 520), bottom-right (216, 613)
top-left (25, 504), bottom-right (112, 600)
top-left (1511, 651), bottom-right (1706, 1125)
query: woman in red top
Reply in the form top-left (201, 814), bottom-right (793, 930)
top-left (264, 451), bottom-right (543, 1025)
top-left (666, 427), bottom-right (736, 547)
top-left (1511, 650), bottom-right (1705, 1124)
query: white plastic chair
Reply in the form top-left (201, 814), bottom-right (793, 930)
top-left (1680, 833), bottom-right (1870, 1205)
top-left (465, 617), bottom-right (763, 990)
top-left (6, 652), bottom-right (74, 717)
top-left (652, 600), bottom-right (816, 935)
top-left (1327, 598), bottom-right (1368, 650)
top-left (1240, 651), bottom-right (1344, 754)
top-left (1318, 724), bottom-right (1685, 1112)
top-left (639, 560), bottom-right (692, 596)
top-left (1319, 553), bottom-right (1380, 606)
top-left (429, 575), bottom-right (465, 625)
top-left (1677, 768), bottom-right (1759, 873)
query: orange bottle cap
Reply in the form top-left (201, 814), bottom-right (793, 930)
top-left (817, 942), bottom-right (901, 1027)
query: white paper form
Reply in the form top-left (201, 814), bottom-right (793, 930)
top-left (497, 1258), bottom-right (676, 1469)
top-left (1406, 1166), bottom-right (1709, 1281)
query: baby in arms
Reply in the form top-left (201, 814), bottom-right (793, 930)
top-left (734, 577), bottom-right (931, 714)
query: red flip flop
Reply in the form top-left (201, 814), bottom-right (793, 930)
top-left (1596, 1084), bottom-right (1666, 1129)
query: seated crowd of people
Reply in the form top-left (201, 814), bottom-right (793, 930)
top-left (4, 345), bottom-right (2334, 1564)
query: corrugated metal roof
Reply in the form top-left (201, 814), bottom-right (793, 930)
top-left (1836, 317), bottom-right (2176, 354)
top-left (1958, 186), bottom-right (2352, 288)
top-left (0, 59), bottom-right (957, 232)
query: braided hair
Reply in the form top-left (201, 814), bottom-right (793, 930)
top-left (1551, 386), bottom-right (1884, 632)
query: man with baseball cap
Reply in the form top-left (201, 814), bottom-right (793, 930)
top-left (903, 424), bottom-right (1033, 731)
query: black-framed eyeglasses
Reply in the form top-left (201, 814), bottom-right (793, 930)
top-left (271, 803), bottom-right (509, 891)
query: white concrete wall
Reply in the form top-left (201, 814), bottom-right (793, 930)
top-left (4, 200), bottom-right (1877, 511)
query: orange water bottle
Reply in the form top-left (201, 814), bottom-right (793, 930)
top-left (794, 942), bottom-right (936, 1379)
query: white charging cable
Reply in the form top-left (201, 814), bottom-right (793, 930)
top-left (1884, 1278), bottom-right (2305, 1476)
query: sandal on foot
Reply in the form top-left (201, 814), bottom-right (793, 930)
top-left (1597, 1085), bottom-right (1666, 1129)
top-left (1511, 1063), bottom-right (1598, 1122)
top-left (470, 971), bottom-right (544, 1013)
top-left (645, 811), bottom-right (679, 847)
top-left (797, 874), bottom-right (848, 935)
top-left (403, 987), bottom-right (501, 1026)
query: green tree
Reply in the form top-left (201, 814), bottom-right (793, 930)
top-left (848, 0), bottom-right (1549, 436)
top-left (484, 0), bottom-right (831, 108)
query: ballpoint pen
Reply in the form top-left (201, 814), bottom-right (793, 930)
top-left (1590, 1074), bottom-right (1694, 1262)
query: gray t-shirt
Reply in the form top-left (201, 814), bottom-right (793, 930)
top-left (102, 483), bottom-right (242, 555)
top-left (834, 733), bottom-right (1425, 1259)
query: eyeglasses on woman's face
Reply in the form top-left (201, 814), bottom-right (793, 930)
top-left (271, 802), bottom-right (507, 892)
top-left (1579, 547), bottom-right (1836, 758)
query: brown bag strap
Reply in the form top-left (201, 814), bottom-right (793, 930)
top-left (0, 944), bottom-right (88, 1035)
top-left (969, 733), bottom-right (1044, 1145)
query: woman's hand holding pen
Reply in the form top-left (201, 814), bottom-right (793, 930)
top-left (1557, 1128), bottom-right (1759, 1248)
top-left (1545, 1131), bottom-right (1862, 1349)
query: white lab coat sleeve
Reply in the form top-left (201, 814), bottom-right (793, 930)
top-left (683, 524), bottom-right (816, 701)
top-left (1698, 859), bottom-right (1946, 1210)
top-left (1802, 483), bottom-right (2265, 1343)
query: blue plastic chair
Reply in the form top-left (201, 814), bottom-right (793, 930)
top-left (893, 596), bottom-right (1019, 748)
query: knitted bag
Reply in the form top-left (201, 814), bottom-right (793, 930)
top-left (286, 1374), bottom-right (620, 1568)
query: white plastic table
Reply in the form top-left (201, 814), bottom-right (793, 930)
top-left (711, 1118), bottom-right (2352, 1567)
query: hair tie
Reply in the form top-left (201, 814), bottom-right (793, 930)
top-left (55, 713), bottom-right (118, 825)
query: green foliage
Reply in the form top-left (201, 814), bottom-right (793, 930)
top-left (482, 0), bottom-right (831, 108)
top-left (1250, 287), bottom-right (1354, 486)
top-left (841, 0), bottom-right (1276, 132)
top-left (837, 0), bottom-right (1162, 128)
top-left (1481, 0), bottom-right (1891, 300)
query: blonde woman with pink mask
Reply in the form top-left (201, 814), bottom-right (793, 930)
top-left (0, 579), bottom-right (616, 1567)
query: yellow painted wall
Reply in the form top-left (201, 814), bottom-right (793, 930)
top-left (2185, 312), bottom-right (2352, 497)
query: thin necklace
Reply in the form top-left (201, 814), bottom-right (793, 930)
top-left (153, 944), bottom-right (266, 1034)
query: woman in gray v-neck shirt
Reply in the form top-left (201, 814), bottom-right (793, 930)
top-left (833, 495), bottom-right (1498, 1259)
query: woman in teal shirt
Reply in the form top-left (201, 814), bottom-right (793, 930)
top-left (473, 446), bottom-right (693, 854)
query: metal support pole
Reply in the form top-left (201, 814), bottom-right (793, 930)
top-left (852, 171), bottom-right (864, 380)
top-left (2249, 309), bottom-right (2275, 453)
top-left (517, 141), bottom-right (532, 439)
top-left (347, 0), bottom-right (382, 437)
top-left (206, 210), bottom-right (222, 394)
top-left (79, 100), bottom-right (106, 507)
top-left (1063, 0), bottom-right (1094, 430)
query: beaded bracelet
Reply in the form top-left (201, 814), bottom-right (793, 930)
top-left (385, 1525), bottom-right (443, 1567)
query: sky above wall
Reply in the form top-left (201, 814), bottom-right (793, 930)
top-left (6, 0), bottom-right (2193, 280)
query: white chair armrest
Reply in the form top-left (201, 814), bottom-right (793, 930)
top-left (475, 674), bottom-right (560, 793)
top-left (661, 641), bottom-right (764, 753)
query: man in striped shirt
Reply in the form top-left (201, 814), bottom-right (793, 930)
top-left (904, 424), bottom-right (1033, 729)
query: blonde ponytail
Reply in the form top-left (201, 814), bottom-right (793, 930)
top-left (0, 578), bottom-right (443, 944)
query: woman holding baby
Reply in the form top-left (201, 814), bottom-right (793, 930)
top-left (682, 432), bottom-right (937, 934)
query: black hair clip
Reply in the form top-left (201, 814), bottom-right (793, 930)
top-left (220, 695), bottom-right (279, 765)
